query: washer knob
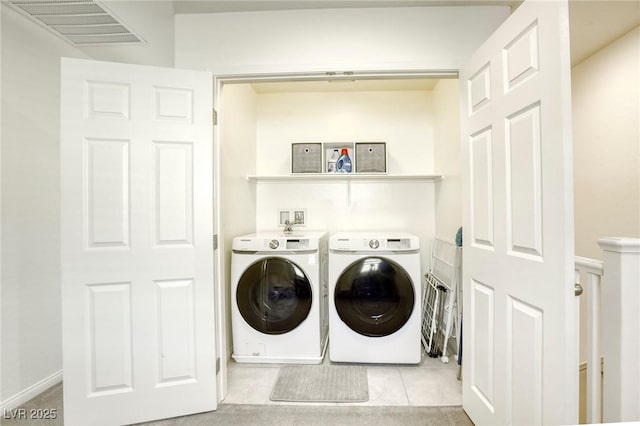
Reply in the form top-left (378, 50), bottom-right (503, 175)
top-left (269, 239), bottom-right (279, 249)
top-left (369, 239), bottom-right (380, 249)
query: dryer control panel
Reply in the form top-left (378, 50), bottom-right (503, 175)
top-left (330, 232), bottom-right (419, 252)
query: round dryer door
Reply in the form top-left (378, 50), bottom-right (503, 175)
top-left (236, 257), bottom-right (312, 335)
top-left (334, 257), bottom-right (414, 337)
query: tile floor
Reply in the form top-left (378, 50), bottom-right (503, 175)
top-left (0, 352), bottom-right (464, 426)
top-left (224, 350), bottom-right (462, 407)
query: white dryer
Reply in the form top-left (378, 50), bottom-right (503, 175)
top-left (231, 231), bottom-right (328, 364)
top-left (328, 231), bottom-right (422, 364)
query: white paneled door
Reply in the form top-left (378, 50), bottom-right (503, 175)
top-left (61, 58), bottom-right (216, 425)
top-left (461, 0), bottom-right (576, 425)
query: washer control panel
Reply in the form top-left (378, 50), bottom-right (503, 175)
top-left (265, 239), bottom-right (310, 250)
top-left (232, 232), bottom-right (326, 252)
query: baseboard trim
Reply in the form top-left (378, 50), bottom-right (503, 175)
top-left (0, 370), bottom-right (62, 412)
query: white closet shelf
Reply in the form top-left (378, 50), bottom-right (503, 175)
top-left (247, 174), bottom-right (443, 183)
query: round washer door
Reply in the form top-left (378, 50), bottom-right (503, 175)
top-left (334, 256), bottom-right (415, 337)
top-left (236, 257), bottom-right (312, 335)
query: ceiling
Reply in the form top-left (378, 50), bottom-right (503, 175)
top-left (172, 0), bottom-right (520, 14)
top-left (9, 1), bottom-right (637, 92)
top-left (172, 0), bottom-right (639, 67)
top-left (568, 0), bottom-right (640, 65)
top-left (170, 0), bottom-right (639, 93)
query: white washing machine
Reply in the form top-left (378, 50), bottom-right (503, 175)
top-left (328, 231), bottom-right (422, 364)
top-left (231, 231), bottom-right (328, 364)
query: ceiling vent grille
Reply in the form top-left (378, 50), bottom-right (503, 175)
top-left (7, 0), bottom-right (144, 45)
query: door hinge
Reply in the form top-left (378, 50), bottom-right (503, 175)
top-left (213, 234), bottom-right (218, 250)
top-left (212, 109), bottom-right (218, 125)
top-left (216, 357), bottom-right (221, 374)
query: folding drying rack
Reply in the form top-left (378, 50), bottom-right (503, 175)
top-left (421, 238), bottom-right (462, 363)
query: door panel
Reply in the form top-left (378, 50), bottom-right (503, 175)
top-left (503, 22), bottom-right (539, 91)
top-left (153, 142), bottom-right (194, 245)
top-left (86, 81), bottom-right (130, 119)
top-left (506, 297), bottom-right (543, 425)
top-left (461, 1), bottom-right (576, 424)
top-left (61, 58), bottom-right (215, 426)
top-left (506, 103), bottom-right (543, 259)
top-left (155, 279), bottom-right (196, 386)
top-left (469, 279), bottom-right (494, 409)
top-left (87, 282), bottom-right (133, 395)
top-left (470, 128), bottom-right (494, 249)
top-left (85, 138), bottom-right (130, 248)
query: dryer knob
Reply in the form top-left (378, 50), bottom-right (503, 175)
top-left (369, 239), bottom-right (380, 249)
top-left (269, 239), bottom-right (279, 249)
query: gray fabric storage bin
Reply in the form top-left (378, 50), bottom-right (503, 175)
top-left (291, 143), bottom-right (322, 173)
top-left (355, 142), bottom-right (386, 173)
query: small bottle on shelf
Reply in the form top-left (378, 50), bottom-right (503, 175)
top-left (336, 148), bottom-right (352, 173)
top-left (327, 149), bottom-right (340, 173)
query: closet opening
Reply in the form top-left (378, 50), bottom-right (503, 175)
top-left (214, 71), bottom-right (464, 406)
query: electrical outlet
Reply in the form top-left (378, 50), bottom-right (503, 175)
top-left (277, 208), bottom-right (307, 226)
top-left (278, 210), bottom-right (290, 226)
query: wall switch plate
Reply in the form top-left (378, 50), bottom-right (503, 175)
top-left (278, 210), bottom-right (290, 225)
top-left (278, 208), bottom-right (307, 226)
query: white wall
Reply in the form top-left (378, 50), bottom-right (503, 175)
top-left (218, 83), bottom-right (258, 356)
top-left (573, 26), bottom-right (640, 370)
top-left (175, 6), bottom-right (510, 74)
top-left (572, 26), bottom-right (640, 261)
top-left (0, 2), bottom-right (3, 404)
top-left (433, 79), bottom-right (461, 243)
top-left (252, 87), bottom-right (436, 272)
top-left (256, 90), bottom-right (434, 175)
top-left (0, 5), bottom-right (88, 406)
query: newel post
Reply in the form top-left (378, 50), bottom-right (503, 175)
top-left (597, 237), bottom-right (640, 422)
